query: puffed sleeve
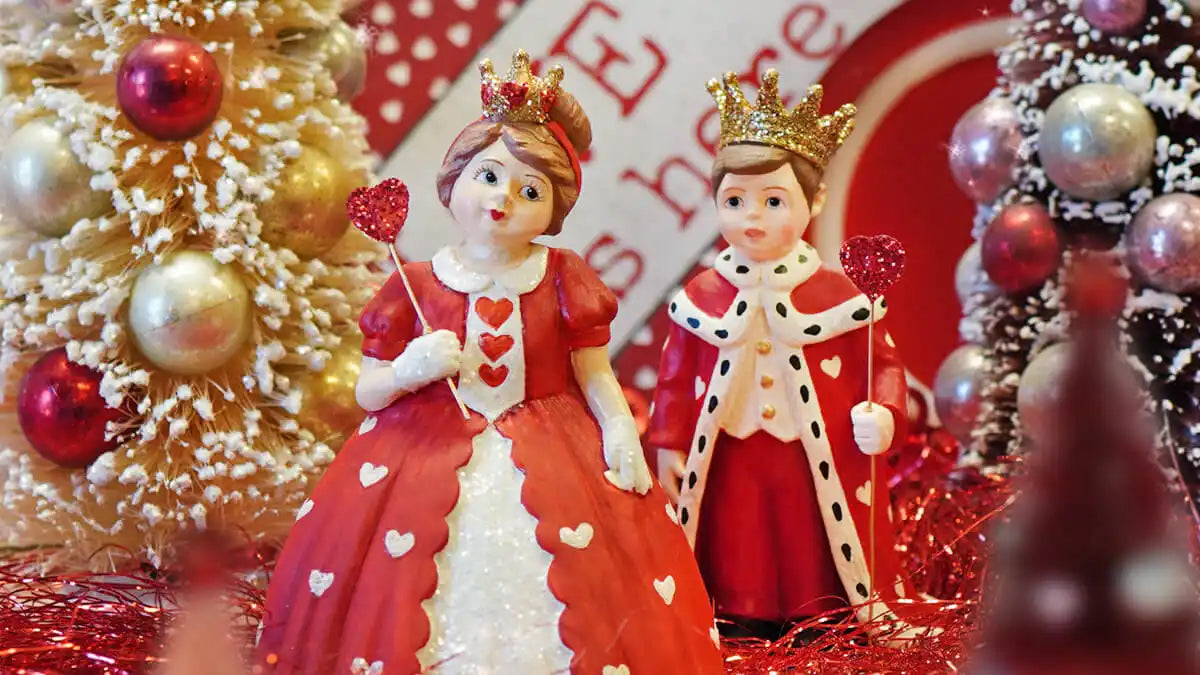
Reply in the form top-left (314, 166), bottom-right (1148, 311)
top-left (555, 249), bottom-right (619, 349)
top-left (359, 270), bottom-right (419, 361)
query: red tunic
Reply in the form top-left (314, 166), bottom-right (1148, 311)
top-left (257, 247), bottom-right (723, 674)
top-left (648, 244), bottom-right (922, 625)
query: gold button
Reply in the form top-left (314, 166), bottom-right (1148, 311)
top-left (762, 405), bottom-right (776, 420)
top-left (756, 340), bottom-right (772, 355)
top-left (760, 375), bottom-right (774, 388)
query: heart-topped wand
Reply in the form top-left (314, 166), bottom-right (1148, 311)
top-left (347, 179), bottom-right (470, 420)
top-left (839, 234), bottom-right (906, 615)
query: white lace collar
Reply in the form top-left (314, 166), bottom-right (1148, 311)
top-left (431, 244), bottom-right (550, 294)
top-left (713, 240), bottom-right (822, 290)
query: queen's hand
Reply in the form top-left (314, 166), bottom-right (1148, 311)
top-left (850, 401), bottom-right (895, 456)
top-left (392, 329), bottom-right (462, 392)
top-left (601, 416), bottom-right (653, 495)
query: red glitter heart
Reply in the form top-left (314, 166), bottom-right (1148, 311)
top-left (839, 234), bottom-right (907, 300)
top-left (481, 82), bottom-right (495, 105)
top-left (346, 178), bottom-right (410, 244)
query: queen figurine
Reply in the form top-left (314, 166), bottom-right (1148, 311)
top-left (256, 51), bottom-right (725, 674)
top-left (649, 70), bottom-right (929, 640)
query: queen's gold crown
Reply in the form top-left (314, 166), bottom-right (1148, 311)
top-left (708, 69), bottom-right (856, 169)
top-left (478, 50), bottom-right (563, 124)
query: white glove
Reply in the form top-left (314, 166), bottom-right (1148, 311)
top-left (602, 416), bottom-right (653, 495)
top-left (657, 448), bottom-right (687, 504)
top-left (392, 330), bottom-right (462, 393)
top-left (851, 402), bottom-right (895, 456)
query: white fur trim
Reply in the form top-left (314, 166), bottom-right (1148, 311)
top-left (713, 240), bottom-right (821, 290)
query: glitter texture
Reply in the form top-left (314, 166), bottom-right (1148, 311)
top-left (346, 177), bottom-right (410, 244)
top-left (478, 49), bottom-right (563, 125)
top-left (840, 234), bottom-right (908, 301)
top-left (707, 70), bottom-right (856, 169)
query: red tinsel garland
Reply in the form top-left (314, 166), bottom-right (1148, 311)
top-left (0, 454), bottom-right (1015, 674)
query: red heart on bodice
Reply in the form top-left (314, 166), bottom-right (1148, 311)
top-left (346, 178), bottom-right (410, 244)
top-left (475, 297), bottom-right (514, 330)
top-left (479, 333), bottom-right (514, 362)
top-left (839, 234), bottom-right (907, 301)
top-left (479, 364), bottom-right (509, 388)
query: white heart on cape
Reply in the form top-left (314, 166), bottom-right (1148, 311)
top-left (654, 575), bottom-right (677, 605)
top-left (351, 658), bottom-right (384, 675)
top-left (856, 480), bottom-right (873, 506)
top-left (308, 570), bottom-right (334, 597)
top-left (359, 462), bottom-right (388, 488)
top-left (358, 416), bottom-right (378, 435)
top-left (694, 376), bottom-right (706, 399)
top-left (559, 522), bottom-right (594, 549)
top-left (384, 530), bottom-right (415, 558)
top-left (602, 666), bottom-right (630, 675)
top-left (885, 332), bottom-right (896, 348)
top-left (295, 499), bottom-right (313, 521)
top-left (821, 356), bottom-right (842, 379)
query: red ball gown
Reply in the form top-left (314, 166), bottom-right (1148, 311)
top-left (257, 245), bottom-right (723, 674)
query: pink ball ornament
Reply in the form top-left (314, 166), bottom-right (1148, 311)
top-left (981, 203), bottom-right (1062, 294)
top-left (1126, 193), bottom-right (1200, 294)
top-left (948, 98), bottom-right (1023, 203)
top-left (1082, 0), bottom-right (1147, 35)
top-left (117, 35), bottom-right (224, 141)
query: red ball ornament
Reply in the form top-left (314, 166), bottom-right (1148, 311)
top-left (116, 35), bottom-right (223, 141)
top-left (17, 348), bottom-right (125, 468)
top-left (981, 202), bottom-right (1062, 294)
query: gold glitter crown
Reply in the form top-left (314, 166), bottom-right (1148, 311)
top-left (708, 69), bottom-right (856, 169)
top-left (478, 49), bottom-right (564, 124)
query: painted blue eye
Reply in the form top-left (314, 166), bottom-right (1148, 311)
top-left (522, 185), bottom-right (540, 201)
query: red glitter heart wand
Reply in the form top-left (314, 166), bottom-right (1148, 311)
top-left (347, 179), bottom-right (469, 420)
top-left (839, 233), bottom-right (907, 617)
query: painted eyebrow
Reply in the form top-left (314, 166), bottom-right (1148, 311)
top-left (478, 156), bottom-right (505, 166)
top-left (523, 173), bottom-right (549, 185)
top-left (763, 186), bottom-right (790, 193)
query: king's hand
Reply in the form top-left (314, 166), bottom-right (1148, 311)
top-left (850, 402), bottom-right (895, 456)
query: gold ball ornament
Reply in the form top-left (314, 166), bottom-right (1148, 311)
top-left (129, 251), bottom-right (253, 375)
top-left (296, 338), bottom-right (365, 444)
top-left (0, 118), bottom-right (110, 237)
top-left (281, 21), bottom-right (367, 101)
top-left (259, 146), bottom-right (359, 259)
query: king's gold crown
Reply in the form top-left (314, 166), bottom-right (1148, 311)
top-left (478, 49), bottom-right (564, 125)
top-left (708, 69), bottom-right (856, 169)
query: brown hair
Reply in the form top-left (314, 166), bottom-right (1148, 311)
top-left (436, 90), bottom-right (592, 236)
top-left (710, 143), bottom-right (822, 207)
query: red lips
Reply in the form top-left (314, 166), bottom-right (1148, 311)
top-left (489, 209), bottom-right (506, 221)
top-left (744, 228), bottom-right (766, 239)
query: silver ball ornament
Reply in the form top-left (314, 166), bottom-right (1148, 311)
top-left (129, 251), bottom-right (252, 375)
top-left (948, 98), bottom-right (1023, 203)
top-left (0, 118), bottom-right (110, 237)
top-left (1017, 343), bottom-right (1072, 445)
top-left (1126, 193), bottom-right (1200, 293)
top-left (933, 344), bottom-right (990, 445)
top-left (956, 240), bottom-right (1000, 306)
top-left (1038, 83), bottom-right (1157, 201)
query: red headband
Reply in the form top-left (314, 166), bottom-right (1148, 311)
top-left (444, 117), bottom-right (583, 193)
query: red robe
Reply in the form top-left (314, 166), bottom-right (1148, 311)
top-left (647, 242), bottom-right (922, 624)
top-left (258, 246), bottom-right (723, 674)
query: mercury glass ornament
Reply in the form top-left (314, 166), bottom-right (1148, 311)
top-left (1126, 193), bottom-right (1200, 294)
top-left (129, 251), bottom-right (252, 375)
top-left (1017, 343), bottom-right (1072, 445)
top-left (1038, 83), bottom-right (1157, 201)
top-left (948, 98), bottom-right (1023, 203)
top-left (0, 118), bottom-right (110, 237)
top-left (296, 337), bottom-right (365, 444)
top-left (934, 344), bottom-right (990, 445)
top-left (259, 146), bottom-right (358, 259)
top-left (281, 22), bottom-right (367, 101)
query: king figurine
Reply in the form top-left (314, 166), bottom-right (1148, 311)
top-left (649, 69), bottom-right (927, 638)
